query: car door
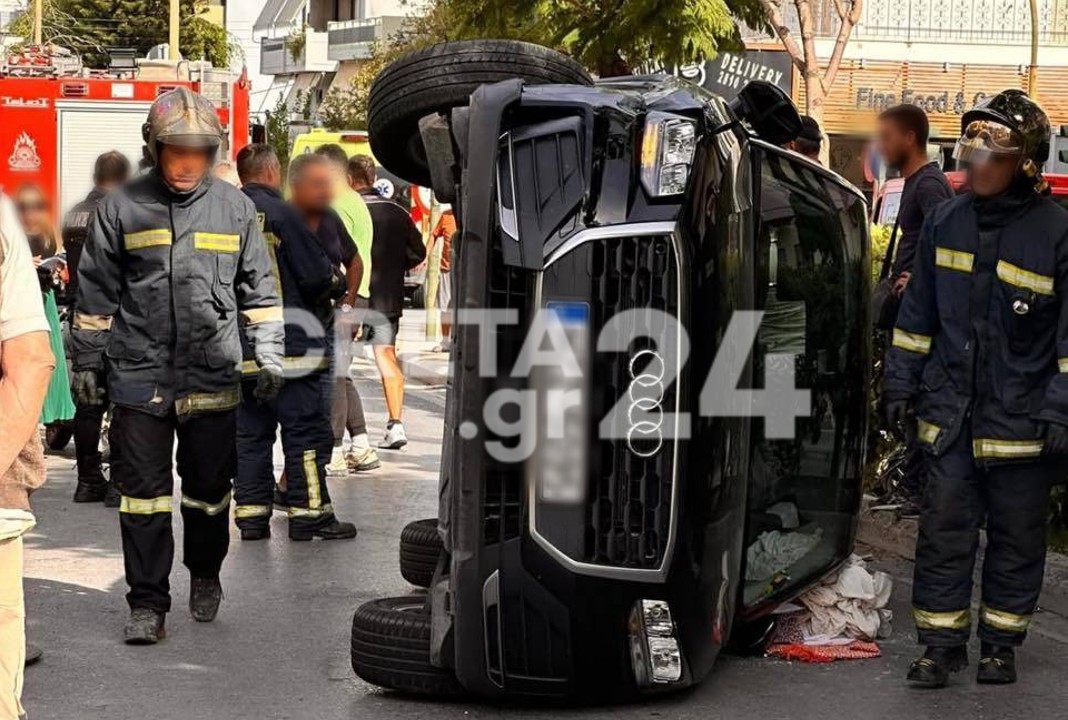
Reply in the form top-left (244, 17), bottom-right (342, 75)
top-left (741, 143), bottom-right (871, 616)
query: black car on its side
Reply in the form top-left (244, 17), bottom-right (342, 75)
top-left (351, 40), bottom-right (871, 702)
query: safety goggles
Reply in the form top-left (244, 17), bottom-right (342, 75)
top-left (953, 119), bottom-right (1023, 166)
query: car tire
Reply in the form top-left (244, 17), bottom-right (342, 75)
top-left (367, 39), bottom-right (593, 186)
top-left (350, 595), bottom-right (462, 696)
top-left (399, 518), bottom-right (443, 588)
top-left (45, 421), bottom-right (74, 451)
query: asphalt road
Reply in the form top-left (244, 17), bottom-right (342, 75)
top-left (20, 368), bottom-right (1068, 719)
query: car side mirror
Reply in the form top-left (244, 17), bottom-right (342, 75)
top-left (727, 80), bottom-right (803, 146)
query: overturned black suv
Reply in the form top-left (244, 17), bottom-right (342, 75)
top-left (352, 40), bottom-right (871, 701)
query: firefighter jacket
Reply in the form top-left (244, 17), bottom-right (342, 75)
top-left (885, 191), bottom-right (1068, 464)
top-left (61, 187), bottom-right (106, 305)
top-left (240, 183), bottom-right (341, 377)
top-left (71, 172), bottom-right (284, 417)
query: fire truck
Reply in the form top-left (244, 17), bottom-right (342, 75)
top-left (0, 46), bottom-right (251, 218)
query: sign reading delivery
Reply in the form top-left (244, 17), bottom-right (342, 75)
top-left (651, 48), bottom-right (794, 102)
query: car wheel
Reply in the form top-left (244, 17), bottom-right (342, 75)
top-left (399, 518), bottom-right (443, 588)
top-left (45, 421), bottom-right (74, 451)
top-left (350, 595), bottom-right (462, 696)
top-left (368, 39), bottom-right (593, 187)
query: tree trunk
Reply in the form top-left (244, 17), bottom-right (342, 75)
top-left (804, 71), bottom-right (830, 165)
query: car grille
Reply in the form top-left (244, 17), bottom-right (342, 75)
top-left (584, 235), bottom-right (679, 570)
top-left (482, 242), bottom-right (532, 546)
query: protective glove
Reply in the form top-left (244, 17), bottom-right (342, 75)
top-left (71, 369), bottom-right (106, 407)
top-left (884, 399), bottom-right (912, 436)
top-left (253, 365), bottom-right (285, 404)
top-left (1045, 422), bottom-right (1068, 456)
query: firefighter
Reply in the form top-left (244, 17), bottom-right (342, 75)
top-left (885, 90), bottom-right (1068, 687)
top-left (64, 151), bottom-right (131, 506)
top-left (232, 145), bottom-right (358, 541)
top-left (71, 88), bottom-right (284, 644)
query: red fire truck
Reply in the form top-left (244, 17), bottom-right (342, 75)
top-left (0, 46), bottom-right (251, 219)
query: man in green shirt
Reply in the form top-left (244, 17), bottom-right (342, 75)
top-left (314, 144), bottom-right (378, 475)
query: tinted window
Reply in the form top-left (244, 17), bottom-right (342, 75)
top-left (743, 150), bottom-right (869, 609)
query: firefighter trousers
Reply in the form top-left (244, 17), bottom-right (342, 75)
top-left (234, 372), bottom-right (334, 532)
top-left (913, 429), bottom-right (1055, 647)
top-left (111, 405), bottom-right (235, 613)
top-left (73, 399), bottom-right (107, 482)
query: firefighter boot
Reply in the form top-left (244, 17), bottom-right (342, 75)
top-left (289, 517), bottom-right (359, 542)
top-left (73, 477), bottom-right (106, 503)
top-left (907, 646), bottom-right (969, 688)
top-left (124, 608), bottom-right (166, 645)
top-left (103, 481), bottom-right (122, 508)
top-left (240, 525), bottom-right (271, 541)
top-left (977, 643), bottom-right (1016, 684)
top-left (189, 577), bottom-right (224, 623)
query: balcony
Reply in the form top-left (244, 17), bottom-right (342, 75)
top-left (260, 30), bottom-right (337, 76)
top-left (327, 16), bottom-right (408, 61)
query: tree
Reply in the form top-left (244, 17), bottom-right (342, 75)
top-left (417, 0), bottom-right (766, 77)
top-left (758, 0), bottom-right (862, 127)
top-left (6, 0), bottom-right (233, 68)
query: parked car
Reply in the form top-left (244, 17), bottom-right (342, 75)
top-left (352, 39), bottom-right (871, 702)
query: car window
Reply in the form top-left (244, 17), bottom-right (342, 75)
top-left (743, 148), bottom-right (869, 611)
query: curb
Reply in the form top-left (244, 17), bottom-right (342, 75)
top-left (399, 351), bottom-right (450, 386)
top-left (859, 506), bottom-right (1068, 619)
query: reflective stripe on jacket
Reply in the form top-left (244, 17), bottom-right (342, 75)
top-left (71, 172), bottom-right (283, 416)
top-left (885, 192), bottom-right (1068, 463)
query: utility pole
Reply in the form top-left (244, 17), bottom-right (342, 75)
top-left (169, 0), bottom-right (180, 61)
top-left (32, 0), bottom-right (43, 46)
top-left (1027, 0), bottom-right (1039, 97)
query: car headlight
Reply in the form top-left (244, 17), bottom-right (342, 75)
top-left (640, 113), bottom-right (697, 197)
top-left (628, 599), bottom-right (684, 686)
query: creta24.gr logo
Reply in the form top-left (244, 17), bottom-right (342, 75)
top-left (452, 307), bottom-right (811, 465)
top-left (8, 132), bottom-right (42, 172)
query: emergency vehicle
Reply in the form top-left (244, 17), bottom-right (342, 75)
top-left (0, 45), bottom-right (250, 218)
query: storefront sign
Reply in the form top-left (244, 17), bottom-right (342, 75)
top-left (854, 87), bottom-right (992, 115)
top-left (652, 48), bottom-right (793, 101)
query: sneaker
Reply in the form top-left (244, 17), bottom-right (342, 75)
top-left (289, 517), bottom-right (359, 541)
top-left (347, 446), bottom-right (381, 472)
top-left (103, 481), bottom-right (122, 508)
top-left (906, 645), bottom-right (968, 688)
top-left (326, 446), bottom-right (350, 475)
top-left (189, 576), bottom-right (223, 623)
top-left (124, 608), bottom-right (166, 645)
top-left (378, 423), bottom-right (408, 450)
top-left (977, 643), bottom-right (1016, 684)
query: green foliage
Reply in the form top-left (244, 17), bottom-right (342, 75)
top-left (6, 0), bottom-right (232, 68)
top-left (317, 52), bottom-right (388, 131)
top-left (427, 0), bottom-right (767, 76)
top-left (264, 93), bottom-right (292, 174)
top-left (285, 25), bottom-right (307, 63)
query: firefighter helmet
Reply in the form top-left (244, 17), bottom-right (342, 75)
top-left (955, 89), bottom-right (1051, 166)
top-left (142, 87), bottom-right (223, 163)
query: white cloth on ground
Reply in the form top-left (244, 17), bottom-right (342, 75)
top-left (797, 554), bottom-right (893, 641)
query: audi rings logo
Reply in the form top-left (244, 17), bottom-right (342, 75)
top-left (626, 349), bottom-right (666, 458)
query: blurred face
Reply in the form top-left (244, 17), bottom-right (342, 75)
top-left (289, 162), bottom-right (335, 217)
top-left (876, 118), bottom-right (914, 171)
top-left (158, 143), bottom-right (212, 191)
top-left (15, 188), bottom-right (49, 235)
top-left (967, 153), bottom-right (1019, 197)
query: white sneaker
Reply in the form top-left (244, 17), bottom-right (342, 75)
top-left (378, 423), bottom-right (408, 450)
top-left (326, 447), bottom-right (350, 476)
top-left (347, 447), bottom-right (381, 471)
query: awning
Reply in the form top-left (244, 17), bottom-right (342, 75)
top-left (251, 76), bottom-right (292, 120)
top-left (285, 72), bottom-right (323, 107)
top-left (326, 61), bottom-right (361, 95)
top-left (253, 0), bottom-right (306, 35)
